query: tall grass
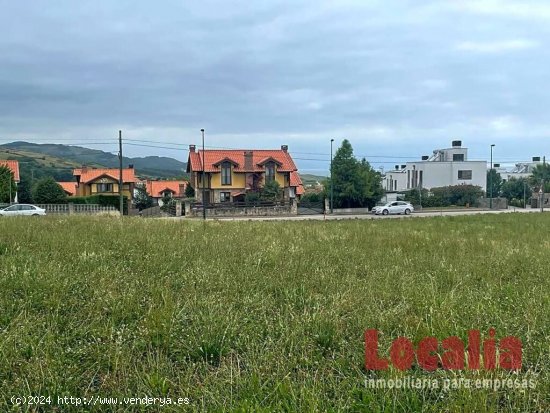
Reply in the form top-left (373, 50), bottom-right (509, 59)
top-left (0, 214), bottom-right (548, 412)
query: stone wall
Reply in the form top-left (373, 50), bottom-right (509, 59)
top-left (478, 197), bottom-right (508, 209)
top-left (185, 200), bottom-right (296, 217)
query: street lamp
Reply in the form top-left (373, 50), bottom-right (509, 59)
top-left (201, 128), bottom-right (206, 220)
top-left (490, 144), bottom-right (495, 209)
top-left (330, 139), bottom-right (334, 214)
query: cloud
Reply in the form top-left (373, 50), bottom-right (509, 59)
top-left (454, 0), bottom-right (550, 20)
top-left (455, 39), bottom-right (538, 53)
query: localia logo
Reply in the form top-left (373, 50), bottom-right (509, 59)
top-left (365, 328), bottom-right (522, 371)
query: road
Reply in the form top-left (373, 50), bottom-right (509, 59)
top-left (187, 207), bottom-right (545, 221)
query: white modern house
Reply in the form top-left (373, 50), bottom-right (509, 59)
top-left (383, 140), bottom-right (487, 193)
top-left (495, 157), bottom-right (542, 182)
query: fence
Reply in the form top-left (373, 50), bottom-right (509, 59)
top-left (36, 204), bottom-right (118, 215)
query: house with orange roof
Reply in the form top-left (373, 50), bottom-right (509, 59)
top-left (145, 180), bottom-right (188, 205)
top-left (57, 182), bottom-right (77, 196)
top-left (71, 165), bottom-right (137, 200)
top-left (186, 145), bottom-right (304, 204)
top-left (0, 160), bottom-right (20, 203)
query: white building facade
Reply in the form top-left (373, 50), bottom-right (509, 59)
top-left (383, 140), bottom-right (487, 192)
top-left (495, 157), bottom-right (542, 183)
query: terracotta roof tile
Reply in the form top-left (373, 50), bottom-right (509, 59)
top-left (187, 149), bottom-right (297, 173)
top-left (57, 181), bottom-right (77, 196)
top-left (145, 180), bottom-right (188, 197)
top-left (0, 160), bottom-right (20, 182)
top-left (74, 168), bottom-right (136, 184)
top-left (290, 172), bottom-right (305, 195)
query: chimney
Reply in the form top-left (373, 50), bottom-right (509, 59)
top-left (81, 165), bottom-right (88, 173)
top-left (533, 156), bottom-right (541, 162)
top-left (421, 155), bottom-right (429, 161)
top-left (189, 144), bottom-right (196, 152)
top-left (452, 140), bottom-right (462, 148)
top-left (281, 145), bottom-right (288, 152)
top-left (244, 151), bottom-right (253, 171)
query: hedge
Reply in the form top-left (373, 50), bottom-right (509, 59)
top-left (68, 194), bottom-right (128, 214)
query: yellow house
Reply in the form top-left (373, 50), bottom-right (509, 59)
top-left (186, 145), bottom-right (304, 203)
top-left (72, 166), bottom-right (137, 200)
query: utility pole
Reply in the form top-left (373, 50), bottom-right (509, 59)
top-left (490, 144), bottom-right (495, 209)
top-left (118, 130), bottom-right (123, 216)
top-left (201, 128), bottom-right (206, 220)
top-left (330, 138), bottom-right (334, 214)
top-left (542, 156), bottom-right (546, 213)
top-left (523, 179), bottom-right (527, 209)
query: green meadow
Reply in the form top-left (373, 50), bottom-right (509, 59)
top-left (0, 214), bottom-right (548, 412)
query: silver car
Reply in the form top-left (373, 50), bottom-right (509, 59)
top-left (372, 201), bottom-right (414, 215)
top-left (0, 204), bottom-right (46, 216)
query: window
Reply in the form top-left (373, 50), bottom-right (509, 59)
top-left (453, 153), bottom-right (465, 161)
top-left (458, 170), bottom-right (472, 180)
top-left (419, 171), bottom-right (423, 188)
top-left (220, 192), bottom-right (231, 202)
top-left (221, 162), bottom-right (231, 185)
top-left (162, 190), bottom-right (173, 198)
top-left (266, 162), bottom-right (276, 182)
top-left (96, 183), bottom-right (113, 192)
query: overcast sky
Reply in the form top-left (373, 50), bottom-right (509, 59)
top-left (1, 0), bottom-right (549, 173)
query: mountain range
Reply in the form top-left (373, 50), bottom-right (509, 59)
top-left (0, 141), bottom-right (187, 181)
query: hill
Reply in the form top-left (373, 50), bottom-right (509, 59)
top-left (300, 173), bottom-right (326, 187)
top-left (0, 141), bottom-right (187, 179)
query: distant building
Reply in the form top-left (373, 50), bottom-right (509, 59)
top-left (495, 157), bottom-right (542, 183)
top-left (186, 145), bottom-right (304, 203)
top-left (0, 160), bottom-right (20, 203)
top-left (145, 180), bottom-right (188, 206)
top-left (71, 165), bottom-right (137, 200)
top-left (383, 140), bottom-right (487, 192)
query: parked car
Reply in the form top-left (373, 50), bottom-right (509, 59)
top-left (0, 204), bottom-right (46, 216)
top-left (372, 201), bottom-right (414, 215)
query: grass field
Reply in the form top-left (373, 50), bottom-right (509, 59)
top-left (0, 214), bottom-right (548, 412)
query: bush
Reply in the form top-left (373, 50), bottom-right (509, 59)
top-left (260, 180), bottom-right (282, 201)
top-left (66, 194), bottom-right (128, 214)
top-left (32, 177), bottom-right (67, 204)
top-left (404, 185), bottom-right (484, 207)
top-left (244, 191), bottom-right (261, 204)
top-left (301, 192), bottom-right (323, 203)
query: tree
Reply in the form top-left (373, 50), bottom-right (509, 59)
top-left (31, 177), bottom-right (67, 204)
top-left (530, 163), bottom-right (550, 192)
top-left (134, 184), bottom-right (154, 210)
top-left (486, 169), bottom-right (502, 198)
top-left (160, 196), bottom-right (175, 212)
top-left (501, 177), bottom-right (530, 207)
top-left (328, 140), bottom-right (383, 208)
top-left (0, 165), bottom-right (17, 204)
top-left (17, 179), bottom-right (33, 203)
top-left (358, 158), bottom-right (384, 209)
top-left (261, 180), bottom-right (282, 201)
top-left (184, 184), bottom-right (195, 198)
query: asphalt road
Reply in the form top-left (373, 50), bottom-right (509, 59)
top-left (191, 207), bottom-right (545, 221)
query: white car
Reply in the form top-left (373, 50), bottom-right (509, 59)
top-left (372, 201), bottom-right (414, 216)
top-left (0, 204), bottom-right (46, 216)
